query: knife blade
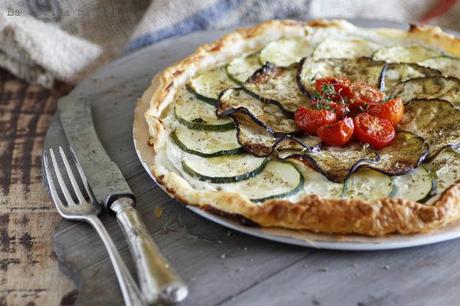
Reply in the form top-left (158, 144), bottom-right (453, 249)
top-left (58, 97), bottom-right (188, 304)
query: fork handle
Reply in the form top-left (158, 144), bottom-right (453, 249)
top-left (86, 215), bottom-right (145, 306)
top-left (111, 197), bottom-right (188, 305)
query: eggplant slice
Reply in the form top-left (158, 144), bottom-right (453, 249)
top-left (298, 57), bottom-right (385, 95)
top-left (388, 76), bottom-right (460, 106)
top-left (242, 63), bottom-right (311, 114)
top-left (382, 63), bottom-right (441, 92)
top-left (217, 88), bottom-right (299, 135)
top-left (397, 99), bottom-right (460, 158)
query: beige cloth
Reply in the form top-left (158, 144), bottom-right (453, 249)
top-left (0, 0), bottom-right (459, 88)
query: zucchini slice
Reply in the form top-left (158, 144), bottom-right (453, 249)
top-left (174, 89), bottom-right (234, 131)
top-left (217, 88), bottom-right (299, 135)
top-left (312, 38), bottom-right (381, 60)
top-left (171, 126), bottom-right (243, 157)
top-left (367, 132), bottom-right (428, 175)
top-left (298, 57), bottom-right (385, 94)
top-left (388, 76), bottom-right (460, 106)
top-left (188, 66), bottom-right (236, 104)
top-left (372, 45), bottom-right (442, 63)
top-left (291, 142), bottom-right (379, 183)
top-left (397, 99), bottom-right (460, 158)
top-left (342, 168), bottom-right (393, 201)
top-left (227, 161), bottom-right (304, 202)
top-left (226, 53), bottom-right (261, 84)
top-left (259, 38), bottom-right (312, 67)
top-left (390, 166), bottom-right (434, 202)
top-left (243, 63), bottom-right (311, 114)
top-left (382, 63), bottom-right (440, 92)
top-left (425, 149), bottom-right (460, 196)
top-left (419, 56), bottom-right (460, 79)
top-left (296, 163), bottom-right (343, 198)
top-left (182, 155), bottom-right (268, 183)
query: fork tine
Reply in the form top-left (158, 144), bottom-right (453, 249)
top-left (49, 148), bottom-right (75, 205)
top-left (59, 147), bottom-right (86, 203)
top-left (70, 147), bottom-right (94, 202)
top-left (43, 152), bottom-right (64, 207)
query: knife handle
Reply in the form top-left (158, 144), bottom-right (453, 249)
top-left (111, 197), bottom-right (188, 305)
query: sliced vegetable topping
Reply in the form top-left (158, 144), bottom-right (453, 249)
top-left (298, 57), bottom-right (386, 94)
top-left (353, 113), bottom-right (395, 149)
top-left (397, 99), bottom-right (460, 158)
top-left (242, 63), bottom-right (310, 114)
top-left (188, 66), bottom-right (236, 104)
top-left (317, 117), bottom-right (354, 146)
top-left (390, 166), bottom-right (434, 202)
top-left (182, 154), bottom-right (268, 183)
top-left (295, 106), bottom-right (337, 135)
top-left (367, 97), bottom-right (404, 125)
top-left (175, 89), bottom-right (235, 131)
top-left (171, 126), bottom-right (244, 157)
top-left (381, 63), bottom-right (441, 92)
top-left (297, 163), bottom-right (343, 198)
top-left (226, 53), bottom-right (261, 84)
top-left (342, 168), bottom-right (393, 201)
top-left (419, 56), bottom-right (460, 79)
top-left (259, 38), bottom-right (312, 67)
top-left (425, 149), bottom-right (460, 196)
top-left (372, 45), bottom-right (442, 63)
top-left (217, 88), bottom-right (299, 134)
top-left (388, 76), bottom-right (460, 107)
top-left (313, 38), bottom-right (381, 60)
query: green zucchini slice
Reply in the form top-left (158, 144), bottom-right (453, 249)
top-left (259, 38), bottom-right (312, 67)
top-left (342, 168), bottom-right (393, 201)
top-left (217, 88), bottom-right (299, 134)
top-left (382, 63), bottom-right (440, 92)
top-left (397, 99), bottom-right (460, 158)
top-left (312, 38), bottom-right (381, 60)
top-left (182, 155), bottom-right (268, 183)
top-left (372, 45), bottom-right (442, 63)
top-left (367, 132), bottom-right (428, 175)
top-left (388, 76), bottom-right (460, 106)
top-left (171, 126), bottom-right (243, 157)
top-left (298, 57), bottom-right (385, 94)
top-left (243, 63), bottom-right (311, 114)
top-left (419, 56), bottom-right (460, 79)
top-left (296, 163), bottom-right (343, 198)
top-left (226, 53), bottom-right (261, 84)
top-left (188, 66), bottom-right (236, 104)
top-left (174, 89), bottom-right (235, 131)
top-left (425, 149), bottom-right (460, 196)
top-left (390, 166), bottom-right (434, 202)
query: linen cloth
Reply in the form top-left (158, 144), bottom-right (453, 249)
top-left (0, 0), bottom-right (459, 88)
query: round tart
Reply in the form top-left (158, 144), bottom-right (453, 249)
top-left (142, 19), bottom-right (460, 236)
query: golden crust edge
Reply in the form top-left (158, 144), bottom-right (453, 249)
top-left (143, 19), bottom-right (460, 236)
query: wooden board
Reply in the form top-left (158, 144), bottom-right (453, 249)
top-left (45, 21), bottom-right (460, 306)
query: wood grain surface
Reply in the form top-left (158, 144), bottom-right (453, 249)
top-left (0, 69), bottom-right (76, 306)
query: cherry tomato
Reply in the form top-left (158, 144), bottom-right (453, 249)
top-left (294, 106), bottom-right (337, 135)
top-left (367, 98), bottom-right (404, 125)
top-left (315, 77), bottom-right (353, 102)
top-left (353, 113), bottom-right (395, 149)
top-left (311, 99), bottom-right (349, 119)
top-left (349, 81), bottom-right (385, 115)
top-left (318, 117), bottom-right (354, 146)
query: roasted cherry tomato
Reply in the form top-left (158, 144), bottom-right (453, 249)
top-left (315, 77), bottom-right (353, 102)
top-left (318, 117), bottom-right (354, 146)
top-left (294, 106), bottom-right (337, 135)
top-left (353, 113), bottom-right (395, 149)
top-left (367, 98), bottom-right (404, 125)
top-left (311, 100), bottom-right (349, 119)
top-left (349, 81), bottom-right (385, 115)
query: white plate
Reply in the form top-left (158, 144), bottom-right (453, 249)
top-left (132, 35), bottom-right (460, 252)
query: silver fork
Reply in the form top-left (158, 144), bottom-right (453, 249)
top-left (43, 147), bottom-right (145, 306)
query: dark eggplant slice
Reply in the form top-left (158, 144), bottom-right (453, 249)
top-left (282, 142), bottom-right (380, 183)
top-left (217, 88), bottom-right (299, 135)
top-left (382, 63), bottom-right (441, 92)
top-left (232, 112), bottom-right (320, 157)
top-left (366, 132), bottom-right (428, 175)
top-left (397, 99), bottom-right (460, 158)
top-left (242, 62), bottom-right (311, 114)
top-left (298, 57), bottom-right (385, 95)
top-left (388, 76), bottom-right (460, 107)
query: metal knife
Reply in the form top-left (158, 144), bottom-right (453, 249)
top-left (58, 97), bottom-right (188, 305)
